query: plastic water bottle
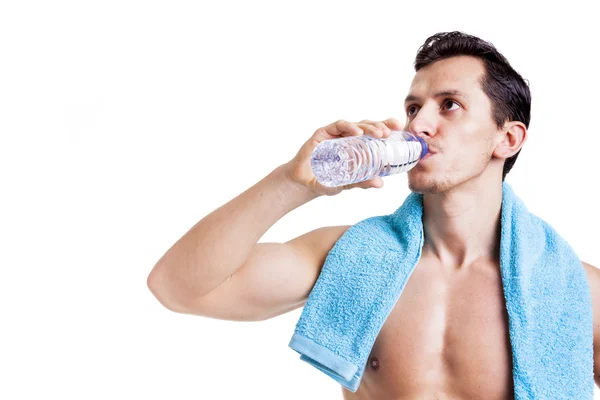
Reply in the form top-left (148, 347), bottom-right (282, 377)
top-left (310, 130), bottom-right (428, 187)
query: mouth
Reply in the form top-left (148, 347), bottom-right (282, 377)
top-left (421, 150), bottom-right (436, 160)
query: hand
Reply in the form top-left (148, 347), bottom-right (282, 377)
top-left (283, 118), bottom-right (404, 197)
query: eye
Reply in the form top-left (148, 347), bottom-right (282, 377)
top-left (406, 99), bottom-right (461, 118)
top-left (443, 99), bottom-right (460, 111)
top-left (406, 105), bottom-right (418, 116)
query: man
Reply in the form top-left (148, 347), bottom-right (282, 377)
top-left (147, 31), bottom-right (600, 399)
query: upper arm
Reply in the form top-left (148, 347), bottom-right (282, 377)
top-left (181, 225), bottom-right (352, 322)
top-left (582, 261), bottom-right (600, 386)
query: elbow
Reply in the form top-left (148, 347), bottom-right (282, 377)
top-left (146, 268), bottom-right (164, 306)
top-left (146, 264), bottom-right (193, 314)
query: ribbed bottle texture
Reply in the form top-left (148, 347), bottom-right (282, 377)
top-left (310, 131), bottom-right (428, 187)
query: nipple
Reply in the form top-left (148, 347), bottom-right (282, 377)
top-left (369, 356), bottom-right (380, 371)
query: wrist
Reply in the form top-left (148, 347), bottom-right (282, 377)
top-left (273, 163), bottom-right (321, 204)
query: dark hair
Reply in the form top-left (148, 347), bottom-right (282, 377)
top-left (414, 31), bottom-right (531, 181)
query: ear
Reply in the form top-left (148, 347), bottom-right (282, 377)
top-left (493, 121), bottom-right (527, 159)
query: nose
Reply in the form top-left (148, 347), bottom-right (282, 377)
top-left (407, 109), bottom-right (436, 141)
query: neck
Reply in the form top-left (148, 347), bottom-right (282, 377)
top-left (421, 179), bottom-right (502, 269)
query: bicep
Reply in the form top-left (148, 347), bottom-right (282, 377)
top-left (184, 225), bottom-right (351, 321)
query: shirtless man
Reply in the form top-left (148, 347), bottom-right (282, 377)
top-left (147, 31), bottom-right (600, 399)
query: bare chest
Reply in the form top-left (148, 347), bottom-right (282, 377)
top-left (344, 259), bottom-right (514, 400)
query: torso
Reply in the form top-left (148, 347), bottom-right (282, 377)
top-left (342, 254), bottom-right (514, 400)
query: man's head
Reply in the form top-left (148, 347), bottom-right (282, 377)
top-left (404, 31), bottom-right (530, 195)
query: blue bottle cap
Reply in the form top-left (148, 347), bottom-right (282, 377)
top-left (415, 135), bottom-right (428, 159)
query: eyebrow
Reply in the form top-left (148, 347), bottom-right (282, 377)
top-left (404, 89), bottom-right (468, 104)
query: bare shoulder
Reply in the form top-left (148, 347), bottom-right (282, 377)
top-left (583, 261), bottom-right (600, 290)
top-left (582, 260), bottom-right (600, 385)
top-left (582, 261), bottom-right (600, 304)
top-left (583, 261), bottom-right (598, 270)
top-left (582, 261), bottom-right (600, 332)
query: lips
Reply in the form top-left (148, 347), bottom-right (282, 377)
top-left (425, 146), bottom-right (438, 155)
top-left (421, 149), bottom-right (437, 161)
top-left (425, 146), bottom-right (438, 156)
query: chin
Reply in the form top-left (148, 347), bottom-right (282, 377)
top-left (407, 171), bottom-right (453, 195)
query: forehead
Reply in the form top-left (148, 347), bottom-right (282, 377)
top-left (408, 56), bottom-right (486, 97)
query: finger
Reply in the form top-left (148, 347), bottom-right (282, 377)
top-left (317, 119), bottom-right (363, 139)
top-left (357, 121), bottom-right (385, 139)
top-left (371, 121), bottom-right (393, 137)
top-left (382, 117), bottom-right (404, 132)
top-left (305, 120), bottom-right (364, 162)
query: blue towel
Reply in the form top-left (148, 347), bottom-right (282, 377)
top-left (289, 181), bottom-right (593, 397)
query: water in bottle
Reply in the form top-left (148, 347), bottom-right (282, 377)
top-left (310, 130), bottom-right (428, 187)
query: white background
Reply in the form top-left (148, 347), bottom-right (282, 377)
top-left (1, 1), bottom-right (599, 399)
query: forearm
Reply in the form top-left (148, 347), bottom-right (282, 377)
top-left (147, 163), bottom-right (319, 307)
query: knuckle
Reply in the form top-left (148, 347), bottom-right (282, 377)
top-left (382, 118), bottom-right (398, 129)
top-left (312, 127), bottom-right (325, 137)
top-left (361, 124), bottom-right (377, 131)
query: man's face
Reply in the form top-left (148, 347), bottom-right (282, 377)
top-left (404, 55), bottom-right (501, 194)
